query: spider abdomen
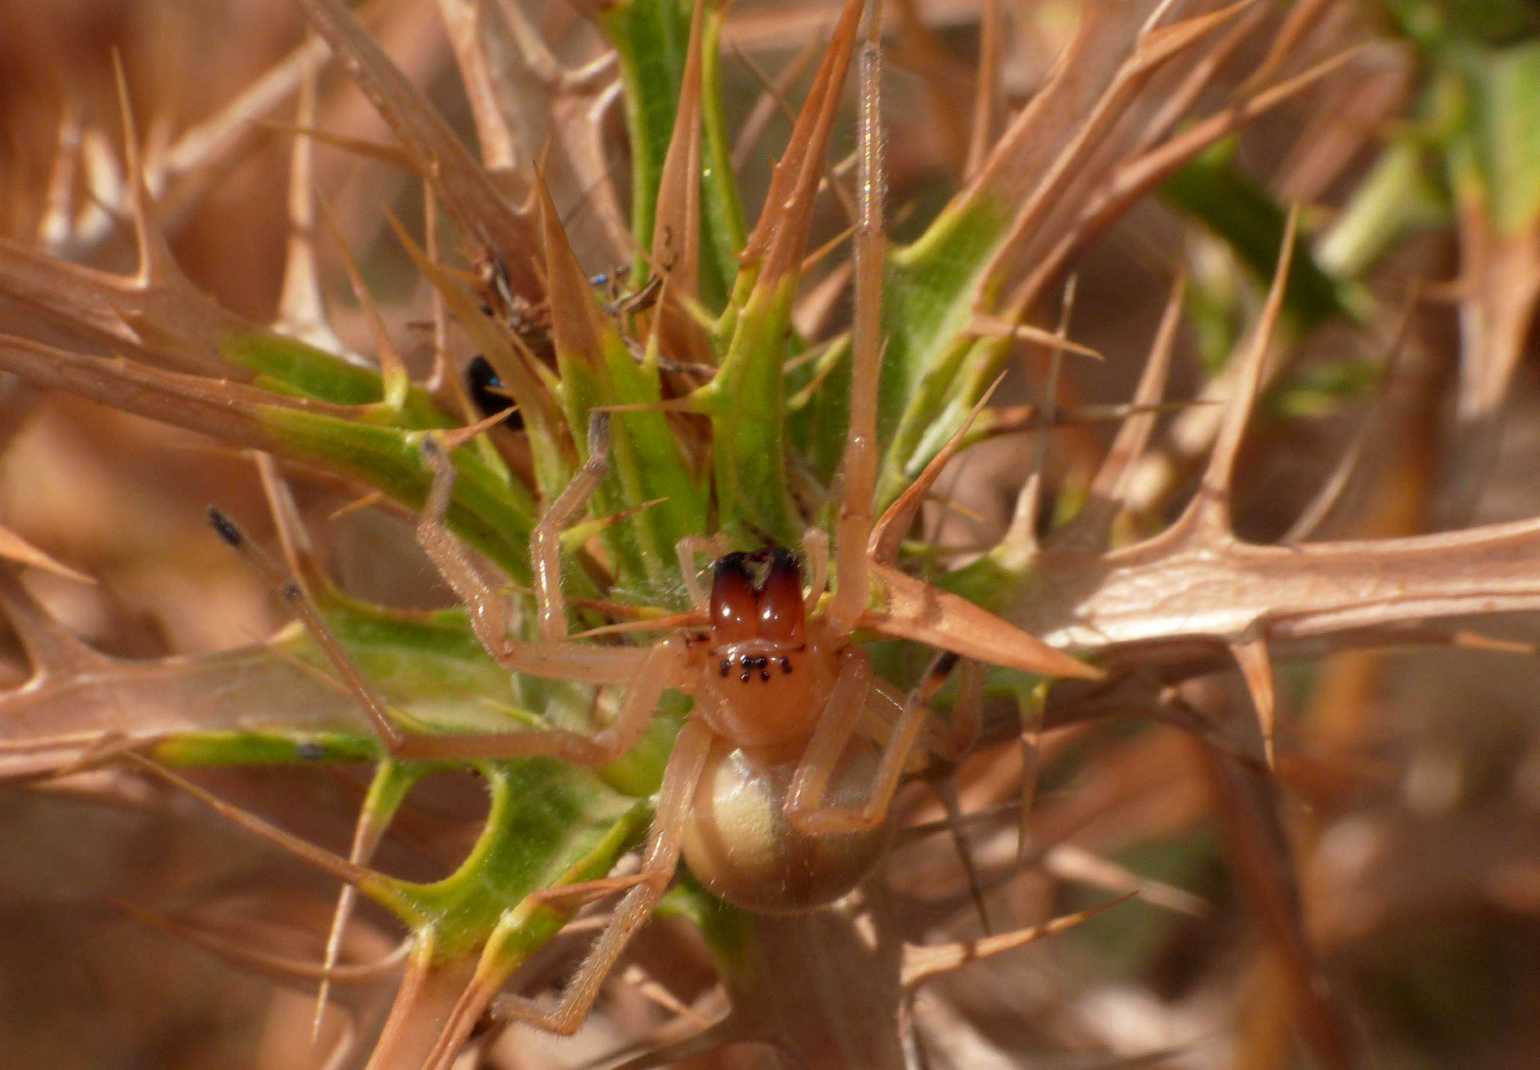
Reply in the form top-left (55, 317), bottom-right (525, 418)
top-left (680, 737), bottom-right (890, 913)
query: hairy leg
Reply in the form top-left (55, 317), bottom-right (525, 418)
top-left (854, 653), bottom-right (977, 766)
top-left (490, 715), bottom-right (714, 1035)
top-left (800, 526), bottom-right (830, 614)
top-left (209, 503), bottom-right (654, 760)
top-left (675, 533), bottom-right (729, 613)
top-left (828, 12), bottom-right (886, 635)
top-left (531, 414), bottom-right (611, 640)
top-left (783, 650), bottom-right (928, 836)
top-left (416, 431), bottom-right (640, 685)
top-left (371, 636), bottom-right (690, 764)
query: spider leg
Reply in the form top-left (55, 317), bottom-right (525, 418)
top-left (948, 658), bottom-right (984, 759)
top-left (367, 636), bottom-right (690, 764)
top-left (853, 652), bottom-right (982, 767)
top-left (828, 15), bottom-right (885, 635)
top-left (208, 506), bottom-right (659, 763)
top-left (532, 413), bottom-right (611, 640)
top-left (525, 872), bottom-right (653, 911)
top-left (910, 658), bottom-right (994, 933)
top-left (800, 526), bottom-right (830, 613)
top-left (784, 648), bottom-right (928, 836)
top-left (676, 533), bottom-right (729, 613)
top-left (209, 506), bottom-right (408, 751)
top-left (417, 427), bottom-right (639, 684)
top-left (490, 715), bottom-right (714, 1035)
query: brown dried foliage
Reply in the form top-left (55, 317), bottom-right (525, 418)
top-left (3, 2), bottom-right (1540, 1068)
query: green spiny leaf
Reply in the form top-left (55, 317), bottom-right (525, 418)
top-left (258, 408), bottom-right (538, 582)
top-left (874, 197), bottom-right (1011, 509)
top-left (220, 328), bottom-right (452, 427)
top-left (602, 0), bottom-right (743, 310)
top-left (696, 273), bottom-right (800, 545)
top-left (1160, 141), bottom-right (1367, 330)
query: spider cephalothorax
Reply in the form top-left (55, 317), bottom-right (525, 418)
top-left (694, 546), bottom-right (840, 759)
top-left (674, 544), bottom-right (881, 911)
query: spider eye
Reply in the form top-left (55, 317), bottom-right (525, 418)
top-left (757, 548), bottom-right (805, 644)
top-left (710, 553), bottom-right (757, 642)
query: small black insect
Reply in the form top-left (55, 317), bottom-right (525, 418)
top-left (465, 355), bottom-right (523, 429)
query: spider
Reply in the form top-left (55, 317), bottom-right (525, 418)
top-left (473, 252), bottom-right (659, 369)
top-left (194, 7), bottom-right (1097, 1038)
top-left (206, 389), bottom-right (1097, 1039)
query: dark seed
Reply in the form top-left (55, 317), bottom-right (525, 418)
top-left (207, 506), bottom-right (243, 547)
top-left (739, 671), bottom-right (751, 683)
top-left (465, 355), bottom-right (522, 429)
top-left (781, 657), bottom-right (792, 674)
top-left (759, 669), bottom-right (770, 682)
top-left (740, 654), bottom-right (751, 667)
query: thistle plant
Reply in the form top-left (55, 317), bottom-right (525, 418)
top-left (3, 1), bottom-right (1540, 1068)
